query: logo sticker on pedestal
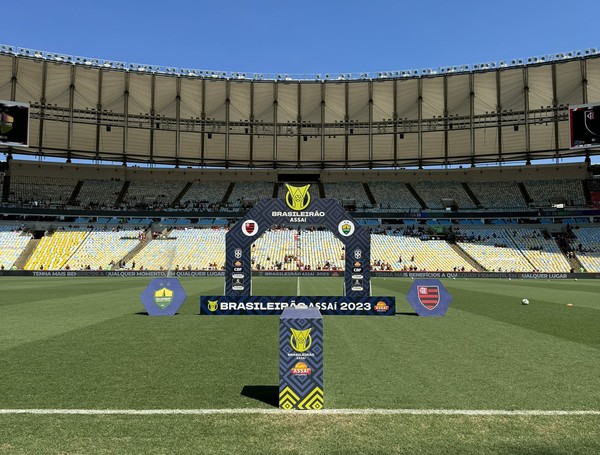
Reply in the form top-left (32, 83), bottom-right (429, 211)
top-left (140, 278), bottom-right (187, 316)
top-left (406, 279), bottom-right (452, 316)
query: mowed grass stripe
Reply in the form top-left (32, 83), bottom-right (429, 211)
top-left (440, 280), bottom-right (600, 350)
top-left (0, 280), bottom-right (159, 351)
top-left (0, 277), bottom-right (598, 412)
top-left (0, 414), bottom-right (599, 454)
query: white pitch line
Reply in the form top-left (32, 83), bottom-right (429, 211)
top-left (0, 408), bottom-right (599, 416)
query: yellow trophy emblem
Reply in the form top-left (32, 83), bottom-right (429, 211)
top-left (285, 184), bottom-right (311, 211)
top-left (290, 328), bottom-right (312, 352)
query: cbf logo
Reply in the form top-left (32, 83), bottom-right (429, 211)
top-left (290, 328), bottom-right (312, 352)
top-left (154, 287), bottom-right (173, 310)
top-left (285, 184), bottom-right (311, 211)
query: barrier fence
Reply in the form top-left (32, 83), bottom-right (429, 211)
top-left (0, 270), bottom-right (598, 279)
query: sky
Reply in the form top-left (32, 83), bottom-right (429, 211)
top-left (2, 0), bottom-right (600, 166)
top-left (3, 0), bottom-right (600, 76)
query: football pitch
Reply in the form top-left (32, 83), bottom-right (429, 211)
top-left (1, 276), bottom-right (599, 454)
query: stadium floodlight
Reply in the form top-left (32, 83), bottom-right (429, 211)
top-left (0, 45), bottom-right (16, 54)
top-left (585, 48), bottom-right (599, 55)
top-left (48, 53), bottom-right (72, 62)
top-left (75, 57), bottom-right (99, 66)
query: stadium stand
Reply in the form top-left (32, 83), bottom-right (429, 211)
top-left (0, 228), bottom-right (31, 269)
top-left (367, 181), bottom-right (421, 210)
top-left (455, 228), bottom-right (536, 272)
top-left (24, 230), bottom-right (89, 270)
top-left (511, 229), bottom-right (571, 272)
top-left (63, 229), bottom-right (142, 270)
top-left (524, 179), bottom-right (586, 207)
top-left (180, 181), bottom-right (230, 210)
top-left (228, 181), bottom-right (274, 209)
top-left (570, 227), bottom-right (600, 272)
top-left (455, 227), bottom-right (571, 272)
top-left (9, 175), bottom-right (77, 207)
top-left (129, 228), bottom-right (227, 270)
top-left (297, 230), bottom-right (344, 270)
top-left (468, 181), bottom-right (528, 209)
top-left (322, 182), bottom-right (370, 209)
top-left (76, 179), bottom-right (123, 209)
top-left (124, 180), bottom-right (185, 209)
top-left (412, 181), bottom-right (476, 210)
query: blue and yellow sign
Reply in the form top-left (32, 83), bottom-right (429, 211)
top-left (200, 295), bottom-right (395, 316)
top-left (406, 279), bottom-right (452, 317)
top-left (279, 307), bottom-right (323, 410)
top-left (140, 278), bottom-right (187, 316)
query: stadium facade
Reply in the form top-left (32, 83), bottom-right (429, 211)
top-left (0, 45), bottom-right (599, 276)
top-left (1, 45), bottom-right (600, 168)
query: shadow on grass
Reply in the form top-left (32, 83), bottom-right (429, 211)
top-left (396, 312), bottom-right (419, 317)
top-left (241, 385), bottom-right (279, 407)
top-left (134, 312), bottom-right (180, 316)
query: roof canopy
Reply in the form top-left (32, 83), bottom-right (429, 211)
top-left (1, 48), bottom-right (600, 168)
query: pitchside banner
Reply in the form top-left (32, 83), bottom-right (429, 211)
top-left (200, 295), bottom-right (395, 316)
top-left (224, 184), bottom-right (371, 301)
top-left (279, 307), bottom-right (324, 410)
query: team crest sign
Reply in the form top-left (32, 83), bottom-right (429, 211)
top-left (140, 278), bottom-right (187, 316)
top-left (406, 279), bottom-right (452, 316)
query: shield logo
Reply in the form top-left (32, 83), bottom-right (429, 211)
top-left (242, 220), bottom-right (258, 236)
top-left (338, 220), bottom-right (355, 237)
top-left (153, 287), bottom-right (173, 310)
top-left (417, 286), bottom-right (440, 310)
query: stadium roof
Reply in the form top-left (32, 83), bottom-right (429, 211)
top-left (2, 45), bottom-right (600, 169)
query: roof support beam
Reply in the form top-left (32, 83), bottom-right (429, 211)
top-left (225, 80), bottom-right (230, 168)
top-left (551, 64), bottom-right (560, 158)
top-left (368, 81), bottom-right (373, 168)
top-left (67, 65), bottom-right (76, 162)
top-left (523, 67), bottom-right (531, 163)
top-left (175, 77), bottom-right (181, 167)
top-left (273, 83), bottom-right (278, 167)
top-left (469, 73), bottom-right (475, 166)
top-left (320, 83), bottom-right (325, 166)
top-left (297, 83), bottom-right (302, 168)
top-left (200, 79), bottom-right (206, 166)
top-left (496, 70), bottom-right (503, 163)
top-left (37, 61), bottom-right (48, 157)
top-left (122, 72), bottom-right (130, 165)
top-left (393, 79), bottom-right (398, 167)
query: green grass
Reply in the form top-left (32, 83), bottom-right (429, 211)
top-left (0, 276), bottom-right (599, 454)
